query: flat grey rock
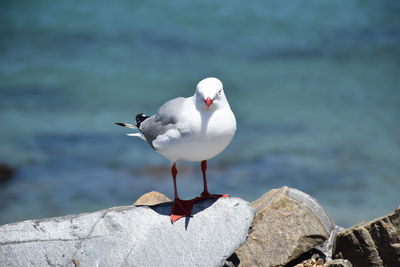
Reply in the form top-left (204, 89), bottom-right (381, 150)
top-left (0, 197), bottom-right (254, 267)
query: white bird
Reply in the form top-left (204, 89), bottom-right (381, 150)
top-left (116, 77), bottom-right (236, 222)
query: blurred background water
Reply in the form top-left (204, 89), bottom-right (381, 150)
top-left (0, 0), bottom-right (399, 227)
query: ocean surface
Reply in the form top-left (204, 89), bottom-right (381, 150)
top-left (0, 0), bottom-right (399, 227)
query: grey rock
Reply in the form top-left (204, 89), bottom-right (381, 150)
top-left (333, 207), bottom-right (400, 267)
top-left (0, 197), bottom-right (254, 267)
top-left (325, 259), bottom-right (353, 267)
top-left (233, 186), bottom-right (335, 267)
top-left (316, 225), bottom-right (343, 261)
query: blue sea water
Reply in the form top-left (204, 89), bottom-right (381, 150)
top-left (0, 0), bottom-right (399, 227)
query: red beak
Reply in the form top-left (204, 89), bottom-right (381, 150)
top-left (204, 97), bottom-right (213, 110)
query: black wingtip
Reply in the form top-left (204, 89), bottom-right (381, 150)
top-left (115, 122), bottom-right (126, 127)
top-left (135, 113), bottom-right (150, 128)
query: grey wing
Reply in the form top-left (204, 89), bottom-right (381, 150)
top-left (139, 97), bottom-right (186, 148)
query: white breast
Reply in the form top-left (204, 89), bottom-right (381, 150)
top-left (153, 103), bottom-right (237, 162)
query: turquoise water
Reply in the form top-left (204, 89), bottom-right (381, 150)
top-left (0, 0), bottom-right (399, 226)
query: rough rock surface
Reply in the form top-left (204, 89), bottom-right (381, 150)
top-left (325, 259), bottom-right (352, 267)
top-left (0, 197), bottom-right (254, 267)
top-left (293, 254), bottom-right (352, 267)
top-left (333, 207), bottom-right (400, 267)
top-left (232, 187), bottom-right (335, 267)
top-left (133, 191), bottom-right (171, 206)
top-left (294, 253), bottom-right (326, 267)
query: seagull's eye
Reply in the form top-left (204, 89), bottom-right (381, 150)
top-left (218, 90), bottom-right (222, 95)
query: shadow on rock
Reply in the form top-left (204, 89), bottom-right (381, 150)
top-left (149, 198), bottom-right (219, 229)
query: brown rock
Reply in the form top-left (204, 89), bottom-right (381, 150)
top-left (333, 207), bottom-right (400, 267)
top-left (317, 258), bottom-right (325, 265)
top-left (324, 259), bottom-right (352, 267)
top-left (233, 187), bottom-right (335, 267)
top-left (0, 162), bottom-right (15, 183)
top-left (293, 255), bottom-right (352, 267)
top-left (133, 191), bottom-right (171, 206)
top-left (294, 253), bottom-right (325, 267)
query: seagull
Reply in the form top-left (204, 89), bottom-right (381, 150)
top-left (116, 77), bottom-right (236, 223)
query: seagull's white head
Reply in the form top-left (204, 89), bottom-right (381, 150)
top-left (195, 77), bottom-right (227, 111)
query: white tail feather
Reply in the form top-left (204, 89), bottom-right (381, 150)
top-left (116, 122), bottom-right (146, 141)
top-left (127, 133), bottom-right (146, 141)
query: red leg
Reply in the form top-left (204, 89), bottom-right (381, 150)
top-left (172, 163), bottom-right (178, 199)
top-left (201, 160), bottom-right (209, 195)
top-left (170, 163), bottom-right (196, 223)
top-left (199, 160), bottom-right (229, 199)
